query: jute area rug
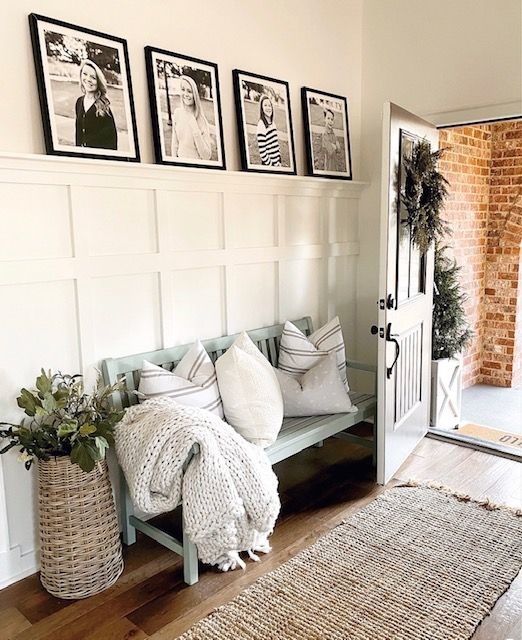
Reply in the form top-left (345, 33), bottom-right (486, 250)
top-left (178, 482), bottom-right (522, 640)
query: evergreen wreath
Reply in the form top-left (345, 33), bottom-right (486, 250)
top-left (432, 244), bottom-right (473, 360)
top-left (399, 139), bottom-right (472, 360)
top-left (401, 139), bottom-right (450, 253)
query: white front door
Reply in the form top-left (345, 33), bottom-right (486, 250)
top-left (376, 102), bottom-right (438, 484)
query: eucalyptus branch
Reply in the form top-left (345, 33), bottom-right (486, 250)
top-left (0, 370), bottom-right (123, 472)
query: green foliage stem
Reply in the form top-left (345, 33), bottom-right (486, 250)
top-left (0, 370), bottom-right (123, 473)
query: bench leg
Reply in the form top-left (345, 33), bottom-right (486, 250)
top-left (182, 514), bottom-right (199, 585)
top-left (120, 468), bottom-right (137, 545)
top-left (314, 440), bottom-right (324, 448)
top-left (181, 446), bottom-right (199, 585)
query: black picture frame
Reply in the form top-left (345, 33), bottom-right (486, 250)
top-left (233, 69), bottom-right (296, 175)
top-left (301, 87), bottom-right (352, 180)
top-left (29, 13), bottom-right (140, 162)
top-left (145, 47), bottom-right (226, 170)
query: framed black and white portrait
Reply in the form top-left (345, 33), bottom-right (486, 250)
top-left (145, 47), bottom-right (226, 170)
top-left (233, 70), bottom-right (296, 174)
top-left (302, 88), bottom-right (352, 180)
top-left (29, 14), bottom-right (139, 162)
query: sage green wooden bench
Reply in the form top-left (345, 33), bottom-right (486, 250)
top-left (101, 317), bottom-right (376, 585)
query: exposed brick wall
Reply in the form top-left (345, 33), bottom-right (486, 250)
top-left (439, 126), bottom-right (491, 387)
top-left (482, 122), bottom-right (522, 387)
top-left (439, 121), bottom-right (522, 388)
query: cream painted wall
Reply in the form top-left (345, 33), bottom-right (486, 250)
top-left (0, 0), bottom-right (363, 172)
top-left (2, 0), bottom-right (519, 589)
top-left (0, 0), bottom-right (364, 587)
top-left (355, 0), bottom-right (522, 364)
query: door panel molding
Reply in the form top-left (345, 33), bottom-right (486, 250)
top-left (394, 323), bottom-right (423, 428)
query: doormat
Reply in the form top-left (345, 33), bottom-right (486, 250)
top-left (458, 422), bottom-right (522, 450)
top-left (177, 481), bottom-right (522, 640)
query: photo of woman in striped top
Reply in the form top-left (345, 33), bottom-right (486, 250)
top-left (256, 95), bottom-right (281, 167)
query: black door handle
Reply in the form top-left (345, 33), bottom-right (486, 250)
top-left (386, 323), bottom-right (400, 379)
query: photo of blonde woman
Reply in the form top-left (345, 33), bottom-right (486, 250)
top-left (146, 47), bottom-right (226, 169)
top-left (29, 13), bottom-right (139, 161)
top-left (75, 59), bottom-right (117, 150)
top-left (171, 75), bottom-right (211, 160)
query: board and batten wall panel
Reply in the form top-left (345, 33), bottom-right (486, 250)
top-left (76, 187), bottom-right (158, 257)
top-left (0, 279), bottom-right (81, 582)
top-left (0, 153), bottom-right (365, 587)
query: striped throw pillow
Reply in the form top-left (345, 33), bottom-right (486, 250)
top-left (138, 341), bottom-right (224, 418)
top-left (278, 316), bottom-right (348, 391)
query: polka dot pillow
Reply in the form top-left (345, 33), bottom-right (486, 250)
top-left (274, 352), bottom-right (357, 418)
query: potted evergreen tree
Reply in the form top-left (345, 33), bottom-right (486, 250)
top-left (430, 246), bottom-right (473, 429)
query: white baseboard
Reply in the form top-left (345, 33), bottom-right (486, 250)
top-left (0, 546), bottom-right (39, 590)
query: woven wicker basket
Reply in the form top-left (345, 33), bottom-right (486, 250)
top-left (38, 456), bottom-right (123, 599)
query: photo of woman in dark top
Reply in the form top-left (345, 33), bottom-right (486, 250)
top-left (75, 59), bottom-right (117, 150)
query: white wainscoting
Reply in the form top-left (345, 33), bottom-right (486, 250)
top-left (0, 152), bottom-right (366, 587)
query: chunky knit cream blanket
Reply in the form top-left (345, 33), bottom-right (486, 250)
top-left (115, 397), bottom-right (280, 571)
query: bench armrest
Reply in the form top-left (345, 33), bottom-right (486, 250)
top-left (346, 360), bottom-right (377, 398)
top-left (346, 359), bottom-right (377, 374)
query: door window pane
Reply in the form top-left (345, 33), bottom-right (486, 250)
top-left (396, 129), bottom-right (426, 304)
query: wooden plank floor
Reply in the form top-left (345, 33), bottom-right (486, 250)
top-left (1, 437), bottom-right (520, 640)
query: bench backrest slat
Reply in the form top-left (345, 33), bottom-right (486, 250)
top-left (259, 341), bottom-right (269, 360)
top-left (267, 337), bottom-right (278, 364)
top-left (101, 317), bottom-right (313, 410)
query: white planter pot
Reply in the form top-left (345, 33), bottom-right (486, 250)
top-left (430, 356), bottom-right (463, 430)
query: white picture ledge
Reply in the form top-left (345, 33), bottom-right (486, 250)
top-left (0, 152), bottom-right (368, 197)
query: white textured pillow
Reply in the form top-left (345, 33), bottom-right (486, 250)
top-left (274, 353), bottom-right (357, 418)
top-left (278, 316), bottom-right (349, 391)
top-left (215, 332), bottom-right (283, 447)
top-left (138, 341), bottom-right (223, 418)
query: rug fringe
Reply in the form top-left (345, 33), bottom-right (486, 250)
top-left (399, 479), bottom-right (522, 517)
